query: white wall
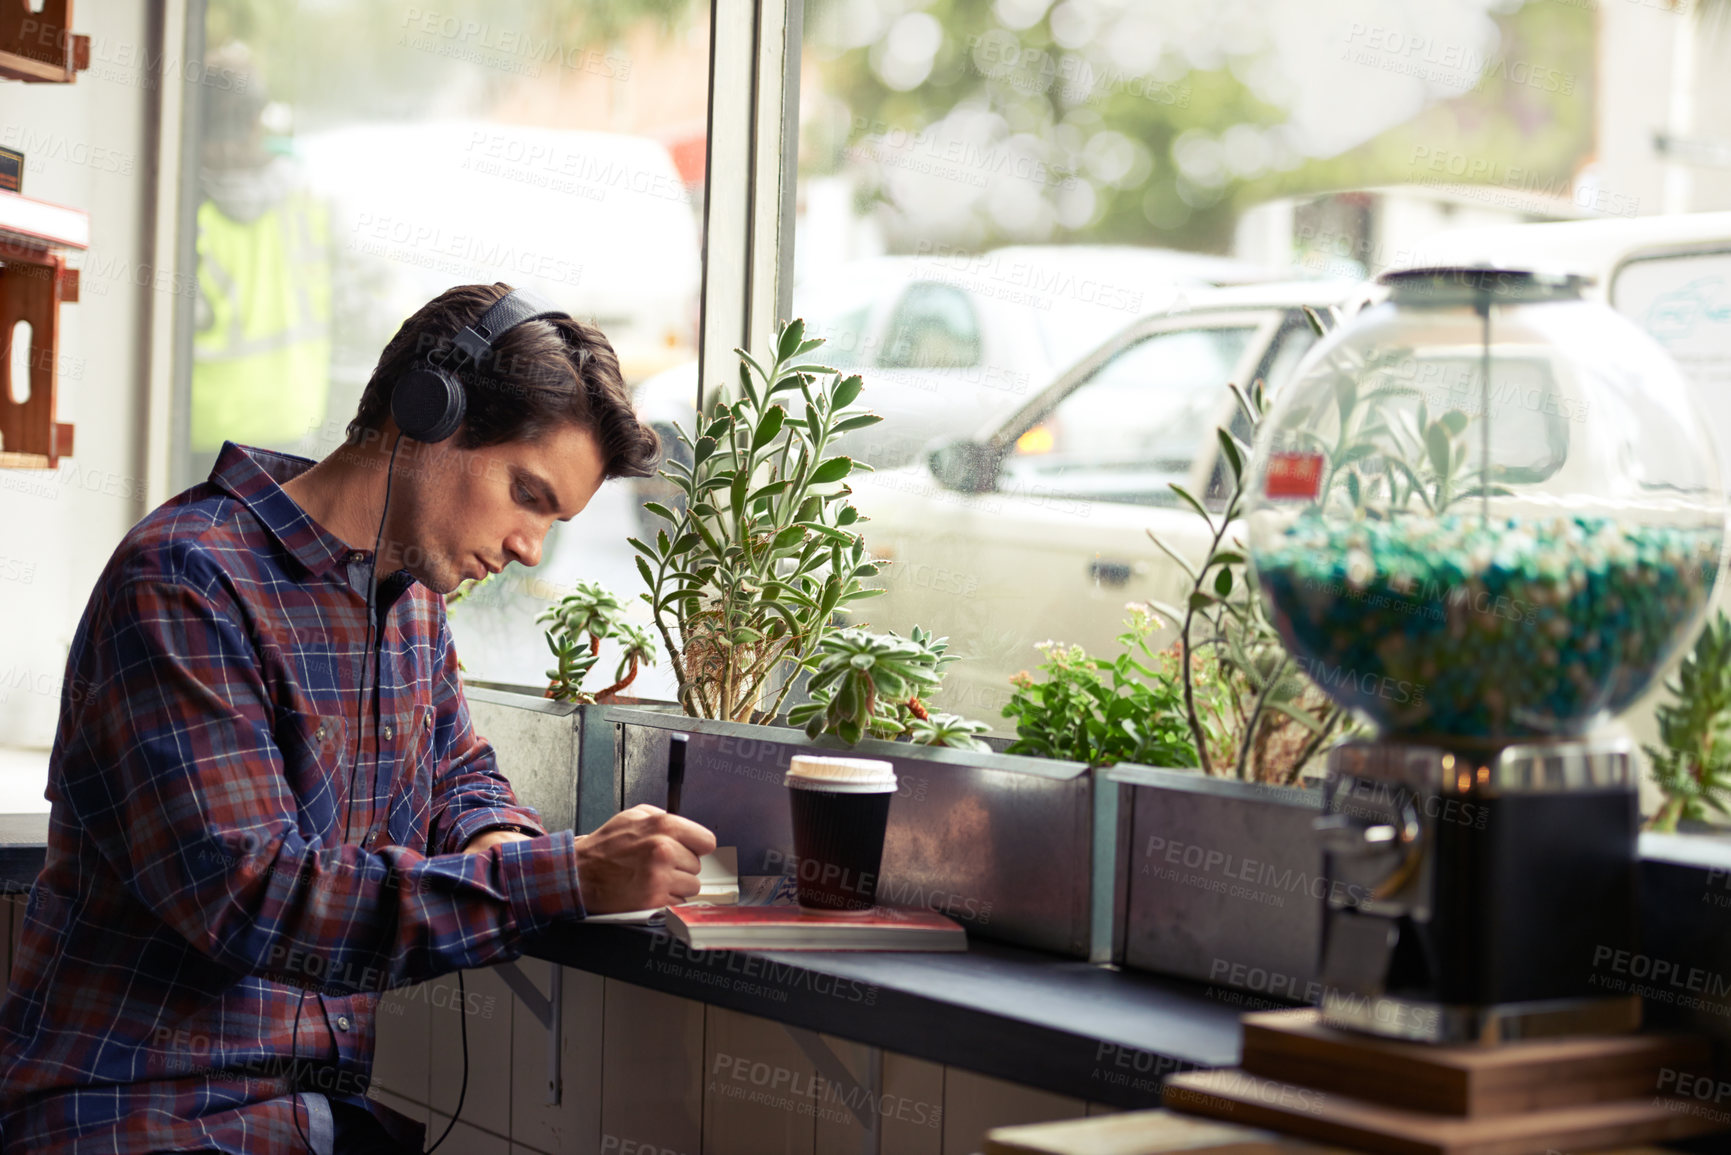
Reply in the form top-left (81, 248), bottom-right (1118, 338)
top-left (0, 0), bottom-right (172, 763)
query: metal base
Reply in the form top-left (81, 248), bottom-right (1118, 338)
top-left (1319, 990), bottom-right (1641, 1045)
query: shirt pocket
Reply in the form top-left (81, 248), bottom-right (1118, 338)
top-left (279, 712), bottom-right (351, 843)
top-left (383, 704), bottom-right (436, 850)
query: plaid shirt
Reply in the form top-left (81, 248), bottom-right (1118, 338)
top-left (0, 442), bottom-right (585, 1153)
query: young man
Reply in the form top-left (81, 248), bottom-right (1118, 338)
top-left (0, 283), bottom-right (715, 1154)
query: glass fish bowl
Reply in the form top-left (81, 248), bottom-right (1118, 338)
top-left (1245, 267), bottom-right (1727, 746)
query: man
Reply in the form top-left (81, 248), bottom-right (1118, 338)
top-left (0, 283), bottom-right (716, 1154)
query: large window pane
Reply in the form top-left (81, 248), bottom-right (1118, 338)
top-left (798, 0), bottom-right (1613, 728)
top-left (183, 1), bottom-right (711, 696)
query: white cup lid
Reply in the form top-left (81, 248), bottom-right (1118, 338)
top-left (785, 754), bottom-right (897, 792)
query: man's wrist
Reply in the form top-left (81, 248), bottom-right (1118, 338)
top-left (461, 825), bottom-right (538, 852)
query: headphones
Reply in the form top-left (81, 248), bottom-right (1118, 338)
top-left (291, 287), bottom-right (573, 1155)
top-left (390, 286), bottom-right (571, 443)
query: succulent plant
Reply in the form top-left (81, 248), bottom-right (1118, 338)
top-left (537, 581), bottom-right (652, 703)
top-left (1645, 609), bottom-right (1731, 832)
top-left (904, 711), bottom-right (992, 752)
top-left (789, 625), bottom-right (984, 746)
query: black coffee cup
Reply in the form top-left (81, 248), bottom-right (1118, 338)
top-left (784, 755), bottom-right (897, 911)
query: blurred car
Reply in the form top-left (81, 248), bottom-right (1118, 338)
top-left (842, 279), bottom-right (1368, 728)
top-left (629, 245), bottom-right (1282, 529)
top-left (297, 120), bottom-right (702, 436)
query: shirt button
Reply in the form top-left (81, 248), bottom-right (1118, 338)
top-left (347, 550), bottom-right (365, 564)
top-left (336, 1015), bottom-right (352, 1031)
top-left (363, 830), bottom-right (380, 849)
top-left (382, 723), bottom-right (395, 741)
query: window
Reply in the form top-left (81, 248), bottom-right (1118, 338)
top-left (878, 282), bottom-right (983, 369)
top-left (999, 325), bottom-right (1255, 505)
top-left (1372, 353), bottom-right (1569, 484)
top-left (184, 3), bottom-right (711, 695)
top-left (1261, 322), bottom-right (1320, 396)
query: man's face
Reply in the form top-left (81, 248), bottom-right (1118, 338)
top-left (390, 420), bottom-right (606, 595)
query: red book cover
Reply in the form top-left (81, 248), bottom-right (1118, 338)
top-left (665, 903), bottom-right (968, 952)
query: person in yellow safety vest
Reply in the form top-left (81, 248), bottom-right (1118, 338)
top-left (190, 43), bottom-right (333, 465)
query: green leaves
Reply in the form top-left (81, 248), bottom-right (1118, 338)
top-left (832, 413), bottom-right (884, 435)
top-left (793, 626), bottom-right (973, 745)
top-left (1645, 610), bottom-right (1731, 831)
top-left (538, 581), bottom-right (643, 702)
top-left (832, 374), bottom-right (864, 409)
top-left (752, 405), bottom-right (786, 451)
top-left (635, 318), bottom-right (888, 721)
top-left (809, 457), bottom-right (854, 485)
top-left (1001, 615), bottom-right (1197, 770)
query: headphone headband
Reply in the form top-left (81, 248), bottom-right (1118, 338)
top-left (445, 287), bottom-right (567, 369)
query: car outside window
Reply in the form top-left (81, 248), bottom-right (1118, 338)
top-left (1366, 352), bottom-right (1569, 484)
top-left (1000, 325), bottom-right (1256, 506)
top-left (1261, 322), bottom-right (1319, 396)
top-left (804, 302), bottom-right (874, 368)
top-left (879, 282), bottom-right (984, 369)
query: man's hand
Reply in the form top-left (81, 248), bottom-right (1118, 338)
top-left (574, 804), bottom-right (718, 914)
top-left (461, 828), bottom-right (534, 855)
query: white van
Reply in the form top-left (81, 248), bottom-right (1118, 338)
top-left (1400, 211), bottom-right (1731, 457)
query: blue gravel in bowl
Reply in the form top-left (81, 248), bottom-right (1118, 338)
top-left (1255, 514), bottom-right (1724, 743)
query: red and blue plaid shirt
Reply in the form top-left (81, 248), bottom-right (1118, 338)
top-left (0, 442), bottom-right (585, 1153)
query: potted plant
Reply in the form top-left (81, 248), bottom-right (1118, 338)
top-left (536, 580), bottom-right (659, 704)
top-left (787, 625), bottom-right (992, 751)
top-left (1644, 609), bottom-right (1731, 833)
top-left (1000, 606), bottom-right (1197, 769)
top-left (1000, 372), bottom-right (1353, 783)
top-left (632, 319), bottom-right (885, 723)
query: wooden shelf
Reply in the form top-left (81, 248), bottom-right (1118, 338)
top-left (0, 0), bottom-right (89, 84)
top-left (0, 189), bottom-right (89, 251)
top-left (0, 2), bottom-right (90, 468)
top-left (1, 231), bottom-right (83, 469)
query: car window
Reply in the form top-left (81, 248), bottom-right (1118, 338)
top-left (999, 325), bottom-right (1256, 506)
top-left (1376, 352), bottom-right (1569, 484)
top-left (805, 302), bottom-right (874, 368)
top-left (879, 282), bottom-right (983, 369)
top-left (1262, 321), bottom-right (1319, 395)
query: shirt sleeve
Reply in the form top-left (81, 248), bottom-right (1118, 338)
top-left (56, 572), bottom-right (586, 996)
top-left (425, 610), bottom-right (555, 856)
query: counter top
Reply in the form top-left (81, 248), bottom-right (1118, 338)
top-left (1, 811), bottom-right (48, 892)
top-left (521, 921), bottom-right (1244, 1108)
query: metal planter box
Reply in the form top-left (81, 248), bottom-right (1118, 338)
top-left (1111, 765), bottom-right (1325, 1000)
top-left (581, 705), bottom-right (1118, 959)
top-left (462, 683), bottom-right (582, 835)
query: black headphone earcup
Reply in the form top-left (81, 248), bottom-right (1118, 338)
top-left (391, 367), bottom-right (465, 443)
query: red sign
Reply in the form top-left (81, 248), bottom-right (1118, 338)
top-left (1265, 451), bottom-right (1325, 500)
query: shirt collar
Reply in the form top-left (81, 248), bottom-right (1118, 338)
top-left (209, 440), bottom-right (357, 578)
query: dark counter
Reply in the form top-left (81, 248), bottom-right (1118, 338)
top-left (522, 920), bottom-right (1243, 1109)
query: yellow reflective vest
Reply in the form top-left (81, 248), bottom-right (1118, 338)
top-left (190, 189), bottom-right (333, 451)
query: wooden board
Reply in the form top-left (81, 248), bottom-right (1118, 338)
top-left (1163, 1069), bottom-right (1724, 1155)
top-left (1239, 1010), bottom-right (1710, 1117)
top-left (983, 1108), bottom-right (1354, 1154)
top-left (983, 1107), bottom-right (1690, 1155)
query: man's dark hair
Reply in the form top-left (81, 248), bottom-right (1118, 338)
top-left (347, 282), bottom-right (660, 479)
